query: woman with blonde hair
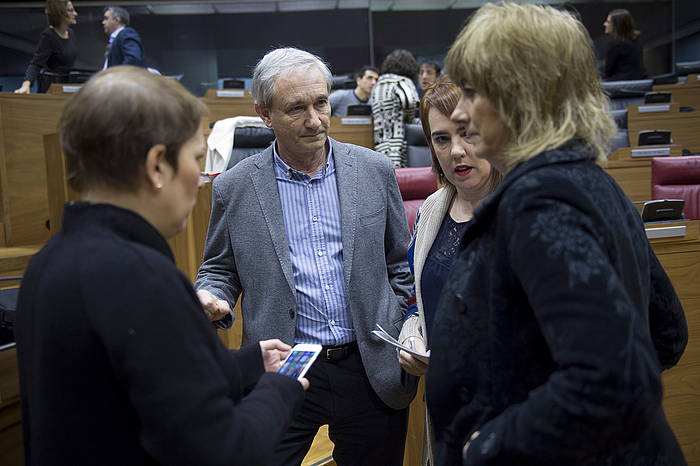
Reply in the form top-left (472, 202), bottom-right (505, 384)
top-left (398, 77), bottom-right (500, 465)
top-left (427, 4), bottom-right (687, 465)
top-left (15, 0), bottom-right (79, 93)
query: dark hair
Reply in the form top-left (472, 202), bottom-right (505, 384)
top-left (608, 9), bottom-right (639, 41)
top-left (45, 0), bottom-right (69, 28)
top-left (105, 6), bottom-right (130, 26)
top-left (419, 77), bottom-right (501, 190)
top-left (419, 62), bottom-right (441, 75)
top-left (380, 49), bottom-right (418, 80)
top-left (60, 66), bottom-right (207, 192)
top-left (356, 66), bottom-right (379, 80)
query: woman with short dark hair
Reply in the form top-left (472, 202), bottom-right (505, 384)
top-left (429, 4), bottom-right (687, 465)
top-left (603, 8), bottom-right (646, 81)
top-left (16, 66), bottom-right (307, 466)
top-left (15, 0), bottom-right (78, 94)
top-left (372, 49), bottom-right (420, 167)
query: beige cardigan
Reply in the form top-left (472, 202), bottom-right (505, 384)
top-left (399, 183), bottom-right (456, 346)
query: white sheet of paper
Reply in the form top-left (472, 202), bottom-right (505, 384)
top-left (372, 324), bottom-right (430, 364)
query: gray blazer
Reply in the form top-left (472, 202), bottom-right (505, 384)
top-left (195, 138), bottom-right (415, 409)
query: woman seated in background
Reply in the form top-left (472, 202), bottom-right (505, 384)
top-left (372, 48), bottom-right (420, 168)
top-left (430, 3), bottom-right (687, 465)
top-left (15, 66), bottom-right (306, 466)
top-left (15, 0), bottom-right (78, 94)
top-left (603, 8), bottom-right (646, 81)
top-left (398, 77), bottom-right (501, 465)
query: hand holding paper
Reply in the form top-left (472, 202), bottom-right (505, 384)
top-left (372, 324), bottom-right (430, 364)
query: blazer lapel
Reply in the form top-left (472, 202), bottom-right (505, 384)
top-left (332, 139), bottom-right (358, 288)
top-left (249, 147), bottom-right (296, 295)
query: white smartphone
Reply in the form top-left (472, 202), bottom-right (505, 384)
top-left (277, 344), bottom-right (322, 380)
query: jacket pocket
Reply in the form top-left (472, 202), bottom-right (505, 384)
top-left (359, 207), bottom-right (386, 227)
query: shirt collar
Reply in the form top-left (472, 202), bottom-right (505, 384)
top-left (273, 140), bottom-right (334, 180)
top-left (110, 26), bottom-right (125, 41)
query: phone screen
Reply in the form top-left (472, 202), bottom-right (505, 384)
top-left (277, 350), bottom-right (317, 379)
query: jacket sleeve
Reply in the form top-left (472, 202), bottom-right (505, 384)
top-left (84, 257), bottom-right (304, 466)
top-left (24, 29), bottom-right (52, 84)
top-left (119, 29), bottom-right (145, 66)
top-left (384, 160), bottom-right (413, 314)
top-left (647, 243), bottom-right (688, 370)
top-left (195, 177), bottom-right (243, 328)
top-left (464, 194), bottom-right (665, 465)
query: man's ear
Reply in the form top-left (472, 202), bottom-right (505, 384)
top-left (255, 104), bottom-right (273, 128)
top-left (145, 144), bottom-right (168, 190)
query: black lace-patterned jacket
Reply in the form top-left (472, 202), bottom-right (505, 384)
top-left (427, 140), bottom-right (688, 466)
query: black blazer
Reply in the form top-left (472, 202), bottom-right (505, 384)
top-left (108, 27), bottom-right (145, 67)
top-left (604, 38), bottom-right (646, 81)
top-left (427, 140), bottom-right (687, 465)
top-left (16, 203), bottom-right (304, 466)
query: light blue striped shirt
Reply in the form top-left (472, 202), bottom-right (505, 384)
top-left (273, 142), bottom-right (354, 345)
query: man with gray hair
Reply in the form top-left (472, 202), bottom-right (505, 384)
top-left (102, 6), bottom-right (145, 68)
top-left (195, 47), bottom-right (415, 465)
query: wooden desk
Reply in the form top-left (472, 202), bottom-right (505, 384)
top-left (605, 145), bottom-right (681, 202)
top-left (627, 103), bottom-right (700, 153)
top-left (46, 83), bottom-right (82, 95)
top-left (329, 116), bottom-right (373, 149)
top-left (201, 89), bottom-right (256, 123)
top-left (647, 220), bottom-right (700, 465)
top-left (653, 74), bottom-right (700, 110)
top-left (0, 93), bottom-right (70, 247)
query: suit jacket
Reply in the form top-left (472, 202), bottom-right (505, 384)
top-left (16, 202), bottom-right (304, 466)
top-left (604, 37), bottom-right (646, 81)
top-left (108, 27), bottom-right (145, 67)
top-left (195, 138), bottom-right (416, 409)
top-left (428, 140), bottom-right (688, 465)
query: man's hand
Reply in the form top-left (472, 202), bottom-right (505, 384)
top-left (398, 336), bottom-right (428, 376)
top-left (259, 339), bottom-right (292, 372)
top-left (196, 289), bottom-right (231, 322)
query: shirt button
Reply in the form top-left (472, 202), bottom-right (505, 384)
top-left (329, 320), bottom-right (335, 325)
top-left (312, 216), bottom-right (318, 222)
top-left (324, 284), bottom-right (331, 290)
top-left (317, 251), bottom-right (323, 256)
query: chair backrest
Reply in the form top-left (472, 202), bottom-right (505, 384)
top-left (226, 127), bottom-right (275, 170)
top-left (602, 79), bottom-right (653, 110)
top-left (395, 167), bottom-right (438, 232)
top-left (610, 109), bottom-right (628, 129)
top-left (610, 130), bottom-right (630, 153)
top-left (651, 155), bottom-right (700, 220)
top-left (331, 75), bottom-right (353, 90)
top-left (405, 123), bottom-right (432, 168)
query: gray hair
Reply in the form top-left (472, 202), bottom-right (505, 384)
top-left (252, 47), bottom-right (332, 109)
top-left (105, 6), bottom-right (130, 26)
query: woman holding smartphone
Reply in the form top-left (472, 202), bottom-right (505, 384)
top-left (15, 66), bottom-right (307, 466)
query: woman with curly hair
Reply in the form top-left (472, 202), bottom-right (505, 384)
top-left (371, 49), bottom-right (420, 167)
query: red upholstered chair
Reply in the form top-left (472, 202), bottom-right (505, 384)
top-left (395, 167), bottom-right (439, 232)
top-left (651, 156), bottom-right (700, 220)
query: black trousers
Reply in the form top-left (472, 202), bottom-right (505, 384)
top-left (268, 348), bottom-right (408, 466)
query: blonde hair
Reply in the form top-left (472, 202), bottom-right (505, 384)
top-left (445, 2), bottom-right (616, 171)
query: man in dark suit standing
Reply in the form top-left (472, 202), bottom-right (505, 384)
top-left (102, 6), bottom-right (145, 69)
